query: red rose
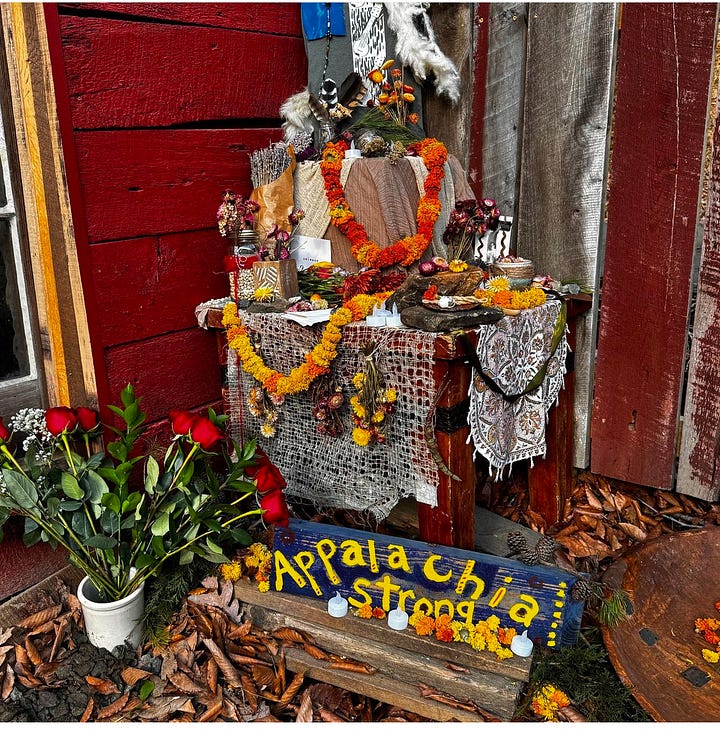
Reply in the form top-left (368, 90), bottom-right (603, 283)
top-left (45, 406), bottom-right (77, 436)
top-left (76, 406), bottom-right (100, 432)
top-left (190, 416), bottom-right (225, 451)
top-left (260, 488), bottom-right (289, 527)
top-left (245, 447), bottom-right (286, 493)
top-left (0, 417), bottom-right (9, 442)
top-left (169, 409), bottom-right (196, 436)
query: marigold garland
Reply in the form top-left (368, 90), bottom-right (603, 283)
top-left (320, 138), bottom-right (447, 269)
top-left (223, 294), bottom-right (389, 398)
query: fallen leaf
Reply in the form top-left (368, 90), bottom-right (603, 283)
top-left (24, 637), bottom-right (42, 666)
top-left (206, 657), bottom-right (218, 694)
top-left (17, 604), bottom-right (62, 629)
top-left (584, 487), bottom-right (604, 510)
top-left (13, 643), bottom-right (29, 666)
top-left (417, 682), bottom-right (476, 712)
top-left (168, 670), bottom-right (207, 695)
top-left (251, 664), bottom-right (276, 689)
top-left (557, 705), bottom-right (587, 722)
top-left (222, 698), bottom-right (240, 721)
top-left (197, 688), bottom-right (223, 722)
top-left (444, 662), bottom-right (469, 674)
top-left (302, 643), bottom-right (329, 660)
top-left (15, 667), bottom-right (42, 688)
top-left (273, 627), bottom-right (306, 644)
top-left (79, 696), bottom-right (94, 722)
top-left (319, 708), bottom-right (345, 722)
top-left (120, 666), bottom-right (152, 688)
top-left (202, 637), bottom-right (243, 687)
top-left (159, 649), bottom-right (178, 680)
top-left (277, 671), bottom-right (305, 707)
top-left (328, 660), bottom-right (377, 675)
top-left (2, 665), bottom-right (15, 700)
top-left (296, 689), bottom-right (313, 723)
top-left (617, 521), bottom-right (648, 542)
top-left (178, 698), bottom-right (195, 714)
top-left (227, 619), bottom-right (253, 640)
top-left (134, 694), bottom-right (190, 721)
top-left (0, 629), bottom-right (12, 645)
top-left (240, 673), bottom-right (259, 713)
top-left (85, 675), bottom-right (120, 694)
top-left (49, 616), bottom-right (68, 663)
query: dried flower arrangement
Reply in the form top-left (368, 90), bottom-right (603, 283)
top-left (350, 343), bottom-right (397, 447)
top-left (442, 198), bottom-right (501, 263)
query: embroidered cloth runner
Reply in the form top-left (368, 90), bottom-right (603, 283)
top-left (467, 300), bottom-right (568, 477)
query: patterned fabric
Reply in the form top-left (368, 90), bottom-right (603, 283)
top-left (467, 301), bottom-right (568, 477)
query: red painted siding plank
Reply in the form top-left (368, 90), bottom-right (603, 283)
top-left (89, 229), bottom-right (228, 348)
top-left (105, 328), bottom-right (223, 423)
top-left (590, 3), bottom-right (716, 488)
top-left (60, 3), bottom-right (302, 35)
top-left (75, 128), bottom-right (283, 242)
top-left (468, 3), bottom-right (489, 197)
top-left (59, 16), bottom-right (307, 128)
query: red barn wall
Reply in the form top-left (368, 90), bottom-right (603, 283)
top-left (46, 2), bottom-right (307, 440)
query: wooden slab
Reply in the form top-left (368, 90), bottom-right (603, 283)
top-left (235, 581), bottom-right (523, 720)
top-left (603, 527), bottom-right (720, 721)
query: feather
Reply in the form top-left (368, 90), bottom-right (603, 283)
top-left (319, 78), bottom-right (339, 116)
top-left (339, 72), bottom-right (366, 109)
top-left (308, 93), bottom-right (330, 124)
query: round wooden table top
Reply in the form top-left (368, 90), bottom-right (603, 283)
top-left (603, 527), bottom-right (720, 722)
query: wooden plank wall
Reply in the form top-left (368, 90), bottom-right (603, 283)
top-left (677, 18), bottom-right (720, 502)
top-left (515, 3), bottom-right (617, 468)
top-left (45, 3), bottom-right (306, 436)
top-left (591, 3), bottom-right (717, 489)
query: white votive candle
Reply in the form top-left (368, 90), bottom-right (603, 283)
top-left (345, 142), bottom-right (362, 159)
top-left (327, 592), bottom-right (348, 617)
top-left (510, 630), bottom-right (534, 657)
top-left (387, 606), bottom-right (409, 631)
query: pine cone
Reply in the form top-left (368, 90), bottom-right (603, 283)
top-left (518, 548), bottom-right (539, 565)
top-left (507, 531), bottom-right (529, 555)
top-left (535, 535), bottom-right (558, 564)
top-left (571, 578), bottom-right (594, 601)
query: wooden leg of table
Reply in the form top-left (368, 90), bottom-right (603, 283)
top-left (417, 357), bottom-right (475, 550)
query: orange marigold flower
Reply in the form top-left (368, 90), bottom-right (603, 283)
top-left (414, 615), bottom-right (436, 636)
top-left (372, 607), bottom-right (387, 619)
top-left (435, 625), bottom-right (454, 642)
top-left (497, 627), bottom-right (517, 645)
top-left (435, 613), bottom-right (453, 628)
top-left (703, 630), bottom-right (720, 646)
top-left (715, 601), bottom-right (720, 613)
top-left (356, 603), bottom-right (373, 619)
top-left (423, 285), bottom-right (438, 301)
top-left (492, 290), bottom-right (514, 307)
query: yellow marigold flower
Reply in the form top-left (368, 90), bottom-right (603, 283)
top-left (222, 302), bottom-right (242, 327)
top-left (352, 372), bottom-right (365, 389)
top-left (494, 646), bottom-right (514, 661)
top-left (352, 427), bottom-right (372, 446)
top-left (485, 614), bottom-right (500, 632)
top-left (451, 620), bottom-right (471, 643)
top-left (383, 388), bottom-right (397, 403)
top-left (703, 649), bottom-right (720, 663)
top-left (254, 286), bottom-right (275, 302)
top-left (487, 276), bottom-right (510, 293)
top-left (448, 259), bottom-right (468, 273)
top-left (219, 562), bottom-right (242, 582)
top-left (257, 581), bottom-right (270, 593)
top-left (357, 603), bottom-right (373, 619)
top-left (260, 422), bottom-right (276, 438)
top-left (531, 684), bottom-right (570, 721)
top-left (470, 632), bottom-right (486, 652)
top-left (371, 410), bottom-right (385, 424)
top-left (368, 68), bottom-right (384, 84)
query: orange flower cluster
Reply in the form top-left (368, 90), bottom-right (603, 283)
top-left (320, 138), bottom-right (447, 269)
top-left (224, 294), bottom-right (387, 399)
top-left (434, 614), bottom-right (454, 643)
top-left (422, 284), bottom-right (438, 301)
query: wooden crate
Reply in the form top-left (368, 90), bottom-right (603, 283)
top-left (234, 581), bottom-right (530, 721)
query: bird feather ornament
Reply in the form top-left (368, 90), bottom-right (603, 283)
top-left (319, 78), bottom-right (339, 117)
top-left (338, 72), bottom-right (367, 111)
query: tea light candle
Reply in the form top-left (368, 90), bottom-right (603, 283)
top-left (385, 303), bottom-right (403, 328)
top-left (344, 141), bottom-right (362, 159)
top-left (387, 606), bottom-right (409, 631)
top-left (510, 630), bottom-right (534, 657)
top-left (365, 304), bottom-right (387, 327)
top-left (327, 592), bottom-right (348, 618)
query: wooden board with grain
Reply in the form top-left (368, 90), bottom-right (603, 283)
top-left (677, 29), bottom-right (720, 502)
top-left (235, 581), bottom-right (523, 721)
top-left (480, 2), bottom-right (527, 217)
top-left (591, 3), bottom-right (717, 488)
top-left (517, 3), bottom-right (616, 469)
top-left (58, 15), bottom-right (306, 129)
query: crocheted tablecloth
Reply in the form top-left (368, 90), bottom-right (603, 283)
top-left (467, 300), bottom-right (568, 477)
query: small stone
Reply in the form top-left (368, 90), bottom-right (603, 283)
top-left (37, 691), bottom-right (59, 708)
top-left (400, 305), bottom-right (504, 332)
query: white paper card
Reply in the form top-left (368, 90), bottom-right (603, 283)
top-left (290, 236), bottom-right (332, 271)
top-left (280, 309), bottom-right (332, 327)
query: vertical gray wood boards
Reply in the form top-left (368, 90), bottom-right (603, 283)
top-left (515, 3), bottom-right (617, 467)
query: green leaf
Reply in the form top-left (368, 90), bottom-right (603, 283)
top-left (85, 535), bottom-right (117, 549)
top-left (228, 527), bottom-right (253, 546)
top-left (1, 469), bottom-right (39, 509)
top-left (121, 491), bottom-right (142, 514)
top-left (124, 401), bottom-right (140, 427)
top-left (144, 455), bottom-right (159, 494)
top-left (96, 467), bottom-right (120, 486)
top-left (107, 441), bottom-right (128, 462)
top-left (151, 512), bottom-right (170, 536)
top-left (61, 472), bottom-right (84, 500)
top-left (84, 471), bottom-right (109, 503)
top-left (71, 510), bottom-right (92, 540)
top-left (86, 452), bottom-right (105, 470)
top-left (106, 404), bottom-right (125, 420)
top-left (151, 534), bottom-right (166, 557)
top-left (139, 680), bottom-right (154, 702)
top-left (205, 537), bottom-right (224, 554)
top-left (135, 553), bottom-right (155, 570)
top-left (60, 499), bottom-right (83, 511)
top-left (101, 493), bottom-right (121, 515)
top-left (23, 528), bottom-right (42, 547)
top-left (199, 545), bottom-right (230, 564)
top-left (46, 496), bottom-right (61, 518)
top-left (178, 549), bottom-right (195, 565)
top-left (121, 383), bottom-right (136, 407)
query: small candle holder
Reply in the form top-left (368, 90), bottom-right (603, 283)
top-left (385, 303), bottom-right (403, 328)
top-left (327, 592), bottom-right (348, 617)
top-left (387, 605), bottom-right (409, 631)
top-left (344, 142), bottom-right (362, 159)
top-left (510, 629), bottom-right (534, 657)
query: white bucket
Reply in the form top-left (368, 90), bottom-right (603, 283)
top-left (77, 574), bottom-right (145, 652)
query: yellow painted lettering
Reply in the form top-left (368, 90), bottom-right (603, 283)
top-left (424, 555), bottom-right (452, 584)
top-left (374, 575), bottom-right (401, 612)
top-left (398, 588), bottom-right (415, 612)
top-left (341, 539), bottom-right (367, 567)
top-left (348, 577), bottom-right (372, 608)
top-left (314, 539), bottom-right (341, 585)
top-left (488, 586), bottom-right (506, 607)
top-left (273, 551), bottom-right (305, 591)
top-left (387, 544), bottom-right (411, 573)
top-left (294, 551), bottom-right (322, 596)
top-left (368, 539), bottom-right (379, 573)
top-left (503, 575), bottom-right (514, 584)
top-left (455, 601), bottom-right (476, 623)
top-left (508, 594), bottom-right (540, 627)
top-left (434, 599), bottom-right (455, 618)
top-left (455, 560), bottom-right (485, 600)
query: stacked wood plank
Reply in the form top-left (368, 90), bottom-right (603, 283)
top-left (234, 581), bottom-right (530, 722)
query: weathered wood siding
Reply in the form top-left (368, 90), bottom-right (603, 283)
top-left (515, 3), bottom-right (617, 468)
top-left (591, 3), bottom-right (717, 489)
top-left (46, 3), bottom-right (306, 432)
top-left (677, 30), bottom-right (720, 501)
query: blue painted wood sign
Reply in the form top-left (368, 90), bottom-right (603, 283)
top-left (270, 519), bottom-right (583, 648)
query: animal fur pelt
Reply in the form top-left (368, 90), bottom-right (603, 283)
top-left (279, 89), bottom-right (316, 141)
top-left (384, 2), bottom-right (460, 104)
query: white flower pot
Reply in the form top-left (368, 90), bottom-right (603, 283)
top-left (77, 575), bottom-right (145, 652)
